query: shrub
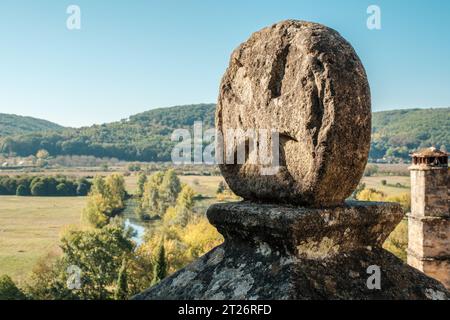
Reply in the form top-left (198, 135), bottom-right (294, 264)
top-left (364, 164), bottom-right (379, 177)
top-left (383, 219), bottom-right (408, 261)
top-left (2, 175), bottom-right (90, 197)
top-left (0, 275), bottom-right (27, 300)
top-left (356, 188), bottom-right (386, 202)
top-left (31, 181), bottom-right (46, 196)
top-left (76, 182), bottom-right (89, 196)
top-left (56, 183), bottom-right (70, 196)
top-left (128, 164), bottom-right (141, 172)
top-left (16, 185), bottom-right (29, 196)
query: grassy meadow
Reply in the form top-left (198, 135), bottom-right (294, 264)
top-left (362, 176), bottom-right (410, 197)
top-left (0, 196), bottom-right (86, 284)
top-left (0, 167), bottom-right (411, 283)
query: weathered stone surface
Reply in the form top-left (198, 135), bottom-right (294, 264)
top-left (407, 256), bottom-right (450, 290)
top-left (410, 166), bottom-right (449, 218)
top-left (133, 202), bottom-right (449, 300)
top-left (216, 20), bottom-right (371, 206)
top-left (207, 201), bottom-right (403, 257)
top-left (408, 153), bottom-right (449, 289)
top-left (408, 216), bottom-right (450, 259)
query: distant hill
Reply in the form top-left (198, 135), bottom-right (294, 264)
top-left (370, 107), bottom-right (449, 159)
top-left (0, 104), bottom-right (215, 161)
top-left (0, 113), bottom-right (64, 137)
top-left (0, 104), bottom-right (448, 161)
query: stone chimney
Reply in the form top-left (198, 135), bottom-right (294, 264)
top-left (408, 147), bottom-right (450, 289)
top-left (134, 20), bottom-right (449, 300)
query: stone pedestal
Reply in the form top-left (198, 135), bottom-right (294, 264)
top-left (134, 201), bottom-right (449, 300)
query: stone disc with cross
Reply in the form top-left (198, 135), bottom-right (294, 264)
top-left (216, 20), bottom-right (371, 206)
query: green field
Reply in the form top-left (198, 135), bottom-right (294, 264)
top-left (361, 176), bottom-right (410, 197)
top-left (180, 175), bottom-right (223, 196)
top-left (0, 196), bottom-right (87, 284)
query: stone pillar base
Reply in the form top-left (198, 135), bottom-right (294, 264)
top-left (407, 215), bottom-right (450, 289)
top-left (134, 201), bottom-right (449, 300)
top-left (408, 254), bottom-right (450, 289)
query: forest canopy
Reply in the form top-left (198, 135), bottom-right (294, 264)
top-left (0, 113), bottom-right (63, 137)
top-left (0, 105), bottom-right (448, 161)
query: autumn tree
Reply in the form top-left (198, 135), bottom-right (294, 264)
top-left (105, 174), bottom-right (126, 212)
top-left (36, 149), bottom-right (49, 160)
top-left (26, 226), bottom-right (151, 300)
top-left (25, 252), bottom-right (77, 300)
top-left (174, 185), bottom-right (196, 227)
top-left (83, 174), bottom-right (127, 228)
top-left (180, 217), bottom-right (223, 261)
top-left (136, 172), bottom-right (147, 197)
top-left (140, 170), bottom-right (182, 218)
top-left (357, 188), bottom-right (386, 202)
top-left (60, 225), bottom-right (135, 300)
top-left (160, 169), bottom-right (181, 203)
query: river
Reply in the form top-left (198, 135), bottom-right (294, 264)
top-left (121, 198), bottom-right (160, 246)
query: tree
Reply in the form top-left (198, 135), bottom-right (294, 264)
top-left (82, 174), bottom-right (126, 227)
top-left (128, 163), bottom-right (141, 172)
top-left (105, 174), bottom-right (126, 214)
top-left (351, 182), bottom-right (366, 199)
top-left (136, 172), bottom-right (147, 197)
top-left (25, 252), bottom-right (77, 300)
top-left (83, 176), bottom-right (110, 227)
top-left (31, 181), bottom-right (46, 196)
top-left (385, 148), bottom-right (394, 157)
top-left (26, 226), bottom-right (144, 300)
top-left (2, 175), bottom-right (86, 197)
top-left (0, 275), bottom-right (27, 300)
top-left (56, 183), bottom-right (70, 196)
top-left (139, 170), bottom-right (184, 220)
top-left (364, 164), bottom-right (379, 177)
top-left (151, 240), bottom-right (167, 286)
top-left (386, 193), bottom-right (411, 212)
top-left (160, 169), bottom-right (181, 204)
top-left (141, 171), bottom-right (164, 216)
top-left (60, 225), bottom-right (135, 300)
top-left (115, 258), bottom-right (128, 300)
top-left (91, 175), bottom-right (108, 197)
top-left (76, 180), bottom-right (90, 196)
top-left (16, 185), bottom-right (29, 196)
top-left (177, 185), bottom-right (195, 212)
top-left (36, 149), bottom-right (49, 167)
top-left (174, 185), bottom-right (196, 227)
top-left (83, 190), bottom-right (112, 228)
top-left (180, 217), bottom-right (224, 261)
top-left (216, 181), bottom-right (226, 194)
top-left (357, 188), bottom-right (386, 202)
top-left (383, 220), bottom-right (408, 261)
top-left (36, 149), bottom-right (49, 160)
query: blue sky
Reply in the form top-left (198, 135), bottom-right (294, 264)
top-left (0, 0), bottom-right (449, 127)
